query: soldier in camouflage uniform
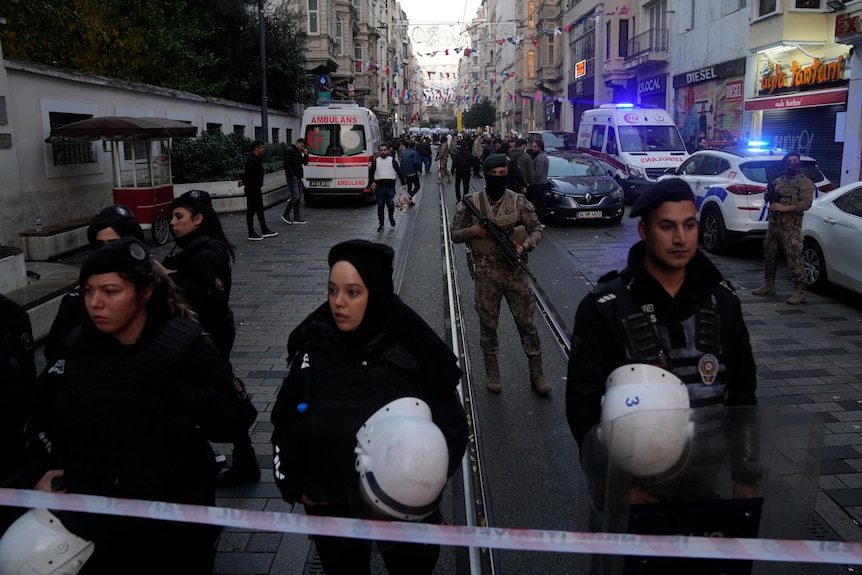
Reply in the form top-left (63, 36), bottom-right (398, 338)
top-left (752, 151), bottom-right (814, 305)
top-left (450, 153), bottom-right (550, 395)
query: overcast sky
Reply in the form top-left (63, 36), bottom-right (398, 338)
top-left (398, 0), bottom-right (483, 86)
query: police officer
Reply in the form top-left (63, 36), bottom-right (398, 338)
top-left (27, 237), bottom-right (257, 574)
top-left (43, 204), bottom-right (145, 360)
top-left (0, 294), bottom-right (35, 533)
top-left (566, 178), bottom-right (757, 450)
top-left (271, 240), bottom-right (467, 575)
top-left (450, 153), bottom-right (550, 394)
top-left (752, 151), bottom-right (814, 305)
top-left (158, 189), bottom-right (260, 485)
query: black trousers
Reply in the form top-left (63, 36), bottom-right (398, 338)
top-left (527, 183), bottom-right (547, 224)
top-left (305, 502), bottom-right (441, 575)
top-left (245, 187), bottom-right (267, 233)
top-left (454, 170), bottom-right (471, 201)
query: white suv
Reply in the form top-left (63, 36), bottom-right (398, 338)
top-left (659, 145), bottom-right (834, 253)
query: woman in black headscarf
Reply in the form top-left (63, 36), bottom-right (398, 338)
top-left (271, 239), bottom-right (468, 575)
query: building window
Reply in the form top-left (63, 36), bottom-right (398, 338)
top-left (254, 126), bottom-right (263, 140)
top-left (794, 0), bottom-right (821, 8)
top-left (233, 125), bottom-right (245, 136)
top-left (308, 0), bottom-right (319, 34)
top-left (353, 0), bottom-right (361, 19)
top-left (49, 112), bottom-right (95, 166)
top-left (272, 127), bottom-right (280, 143)
top-left (354, 43), bottom-right (363, 73)
top-left (528, 51), bottom-right (536, 78)
top-left (528, 1), bottom-right (535, 27)
top-left (619, 19), bottom-right (629, 58)
top-left (206, 122), bottom-right (222, 133)
top-left (336, 17), bottom-right (343, 55)
top-left (605, 21), bottom-right (611, 60)
top-left (757, 0), bottom-right (778, 16)
top-left (545, 35), bottom-right (554, 66)
top-left (648, 0), bottom-right (668, 31)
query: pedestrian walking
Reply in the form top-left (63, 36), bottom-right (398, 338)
top-left (400, 141), bottom-right (422, 202)
top-left (271, 239), bottom-right (468, 575)
top-left (369, 144), bottom-right (407, 232)
top-left (436, 139), bottom-right (452, 184)
top-left (281, 137), bottom-right (309, 225)
top-left (26, 237), bottom-right (257, 574)
top-left (450, 153), bottom-right (550, 395)
top-left (238, 140), bottom-right (277, 241)
top-left (752, 151), bottom-right (814, 304)
top-left (529, 140), bottom-right (549, 225)
top-left (451, 142), bottom-right (474, 202)
top-left (417, 138), bottom-right (433, 175)
top-left (471, 135), bottom-right (484, 178)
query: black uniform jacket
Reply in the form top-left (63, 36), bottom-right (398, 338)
top-left (566, 241), bottom-right (757, 450)
top-left (271, 298), bottom-right (468, 505)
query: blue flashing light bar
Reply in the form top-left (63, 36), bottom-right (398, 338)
top-left (747, 140), bottom-right (769, 147)
top-left (616, 103), bottom-right (634, 108)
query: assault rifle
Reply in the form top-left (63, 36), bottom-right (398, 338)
top-left (461, 194), bottom-right (537, 281)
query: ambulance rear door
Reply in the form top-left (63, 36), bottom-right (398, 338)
top-left (303, 113), bottom-right (372, 196)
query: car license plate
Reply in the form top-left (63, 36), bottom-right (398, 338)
top-left (577, 211), bottom-right (602, 219)
top-left (308, 180), bottom-right (331, 188)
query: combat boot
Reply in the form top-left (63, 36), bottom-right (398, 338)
top-left (217, 444), bottom-right (261, 486)
top-left (752, 279), bottom-right (776, 296)
top-left (528, 357), bottom-right (551, 395)
top-left (786, 285), bottom-right (806, 305)
top-left (484, 354), bottom-right (501, 393)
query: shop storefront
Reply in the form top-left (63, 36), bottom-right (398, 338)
top-left (745, 50), bottom-right (850, 186)
top-left (637, 74), bottom-right (667, 108)
top-left (673, 58), bottom-right (746, 146)
top-left (569, 74), bottom-right (595, 133)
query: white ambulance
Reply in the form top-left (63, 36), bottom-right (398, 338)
top-left (301, 102), bottom-right (381, 204)
top-left (577, 104), bottom-right (688, 202)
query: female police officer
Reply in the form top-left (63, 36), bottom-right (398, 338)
top-left (27, 237), bottom-right (257, 574)
top-left (158, 189), bottom-right (259, 485)
top-left (271, 240), bottom-right (468, 575)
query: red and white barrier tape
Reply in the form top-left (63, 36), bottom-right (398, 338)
top-left (1, 488), bottom-right (859, 564)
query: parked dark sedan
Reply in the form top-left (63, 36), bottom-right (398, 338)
top-left (544, 153), bottom-right (625, 223)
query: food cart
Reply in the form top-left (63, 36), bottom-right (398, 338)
top-left (46, 117), bottom-right (198, 245)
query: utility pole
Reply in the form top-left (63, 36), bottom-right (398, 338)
top-left (259, 0), bottom-right (269, 142)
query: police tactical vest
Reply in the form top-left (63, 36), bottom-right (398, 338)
top-left (55, 317), bottom-right (215, 499)
top-left (594, 276), bottom-right (728, 408)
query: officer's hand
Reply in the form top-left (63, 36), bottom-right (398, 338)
top-left (301, 494), bottom-right (329, 507)
top-left (237, 180), bottom-right (244, 188)
top-left (733, 482), bottom-right (757, 499)
top-left (36, 470), bottom-right (66, 493)
top-left (152, 259), bottom-right (175, 275)
top-left (467, 223), bottom-right (488, 239)
top-left (624, 485), bottom-right (659, 505)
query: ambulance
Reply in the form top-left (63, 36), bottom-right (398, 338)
top-left (577, 104), bottom-right (688, 202)
top-left (301, 102), bottom-right (381, 204)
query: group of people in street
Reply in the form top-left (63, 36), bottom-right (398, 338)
top-left (0, 132), bottom-right (820, 573)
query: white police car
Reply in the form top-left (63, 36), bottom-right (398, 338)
top-left (659, 143), bottom-right (834, 253)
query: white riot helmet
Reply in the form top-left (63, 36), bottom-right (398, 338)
top-left (0, 509), bottom-right (94, 575)
top-left (598, 363), bottom-right (693, 481)
top-left (355, 397), bottom-right (449, 521)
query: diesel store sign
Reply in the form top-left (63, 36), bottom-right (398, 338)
top-left (673, 58), bottom-right (746, 88)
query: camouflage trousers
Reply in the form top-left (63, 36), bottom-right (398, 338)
top-left (473, 261), bottom-right (541, 358)
top-left (762, 220), bottom-right (805, 285)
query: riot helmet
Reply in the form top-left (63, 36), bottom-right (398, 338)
top-left (0, 509), bottom-right (94, 575)
top-left (598, 363), bottom-right (693, 481)
top-left (354, 397), bottom-right (449, 521)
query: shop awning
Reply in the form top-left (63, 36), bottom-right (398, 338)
top-left (744, 88), bottom-right (848, 112)
top-left (45, 116), bottom-right (198, 143)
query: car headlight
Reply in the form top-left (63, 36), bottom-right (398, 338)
top-left (611, 189), bottom-right (623, 200)
top-left (627, 166), bottom-right (645, 179)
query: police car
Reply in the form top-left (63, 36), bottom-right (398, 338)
top-left (659, 143), bottom-right (834, 253)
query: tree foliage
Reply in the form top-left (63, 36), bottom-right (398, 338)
top-left (462, 100), bottom-right (497, 130)
top-left (1, 0), bottom-right (314, 108)
top-left (171, 131), bottom-right (286, 183)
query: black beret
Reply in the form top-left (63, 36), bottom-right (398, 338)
top-left (328, 240), bottom-right (394, 298)
top-left (79, 237), bottom-right (150, 284)
top-left (629, 178), bottom-right (695, 218)
top-left (171, 189), bottom-right (212, 211)
top-left (483, 153), bottom-right (508, 172)
top-left (87, 204), bottom-right (144, 248)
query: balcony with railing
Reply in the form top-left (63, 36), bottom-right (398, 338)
top-left (624, 28), bottom-right (669, 69)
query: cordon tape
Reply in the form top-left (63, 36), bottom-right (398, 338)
top-left (1, 488), bottom-right (860, 565)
